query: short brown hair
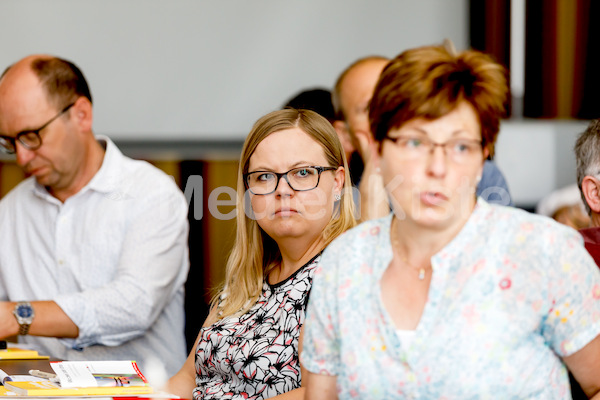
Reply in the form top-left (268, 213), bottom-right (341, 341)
top-left (369, 44), bottom-right (508, 156)
top-left (30, 57), bottom-right (93, 109)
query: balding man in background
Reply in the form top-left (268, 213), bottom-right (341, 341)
top-left (0, 55), bottom-right (189, 375)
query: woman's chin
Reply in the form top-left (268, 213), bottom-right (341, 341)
top-left (265, 220), bottom-right (304, 240)
top-left (401, 204), bottom-right (466, 230)
top-left (410, 215), bottom-right (453, 230)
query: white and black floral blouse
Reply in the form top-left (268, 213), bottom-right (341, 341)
top-left (193, 254), bottom-right (319, 400)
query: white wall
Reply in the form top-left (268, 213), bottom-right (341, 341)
top-left (3, 1), bottom-right (586, 207)
top-left (0, 0), bottom-right (467, 140)
top-left (495, 120), bottom-right (588, 207)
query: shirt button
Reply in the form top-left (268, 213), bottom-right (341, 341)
top-left (58, 259), bottom-right (65, 265)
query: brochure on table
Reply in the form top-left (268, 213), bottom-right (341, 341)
top-left (1, 361), bottom-right (154, 396)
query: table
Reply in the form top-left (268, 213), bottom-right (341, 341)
top-left (0, 359), bottom-right (56, 376)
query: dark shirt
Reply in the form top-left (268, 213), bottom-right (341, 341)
top-left (579, 226), bottom-right (600, 267)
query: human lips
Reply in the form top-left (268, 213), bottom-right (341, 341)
top-left (420, 191), bottom-right (449, 206)
top-left (26, 165), bottom-right (47, 177)
top-left (274, 207), bottom-right (299, 217)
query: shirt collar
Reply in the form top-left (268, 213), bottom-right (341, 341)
top-left (85, 135), bottom-right (125, 194)
top-left (377, 198), bottom-right (488, 269)
top-left (32, 135), bottom-right (124, 202)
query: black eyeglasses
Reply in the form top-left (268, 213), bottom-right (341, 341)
top-left (0, 103), bottom-right (75, 154)
top-left (244, 166), bottom-right (337, 195)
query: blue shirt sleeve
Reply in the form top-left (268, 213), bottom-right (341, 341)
top-left (477, 160), bottom-right (513, 206)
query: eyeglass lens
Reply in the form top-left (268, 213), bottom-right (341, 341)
top-left (388, 136), bottom-right (482, 163)
top-left (0, 103), bottom-right (74, 154)
top-left (246, 167), bottom-right (329, 194)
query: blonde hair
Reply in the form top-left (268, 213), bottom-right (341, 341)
top-left (210, 108), bottom-right (356, 322)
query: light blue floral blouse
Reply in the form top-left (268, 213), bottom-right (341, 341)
top-left (302, 199), bottom-right (600, 399)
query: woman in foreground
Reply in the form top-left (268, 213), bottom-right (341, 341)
top-left (301, 43), bottom-right (600, 399)
top-left (165, 109), bottom-right (355, 399)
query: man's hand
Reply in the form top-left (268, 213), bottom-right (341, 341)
top-left (358, 139), bottom-right (389, 221)
top-left (0, 302), bottom-right (20, 339)
top-left (0, 301), bottom-right (78, 340)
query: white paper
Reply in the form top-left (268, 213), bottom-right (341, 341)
top-left (50, 361), bottom-right (141, 388)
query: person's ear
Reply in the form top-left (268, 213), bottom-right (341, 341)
top-left (333, 166), bottom-right (345, 197)
top-left (70, 97), bottom-right (93, 133)
top-left (483, 145), bottom-right (490, 160)
top-left (474, 146), bottom-right (490, 184)
top-left (333, 121), bottom-right (355, 154)
top-left (582, 176), bottom-right (600, 213)
top-left (332, 119), bottom-right (346, 135)
top-left (354, 129), bottom-right (378, 164)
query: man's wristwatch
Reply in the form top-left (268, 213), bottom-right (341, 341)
top-left (13, 302), bottom-right (35, 335)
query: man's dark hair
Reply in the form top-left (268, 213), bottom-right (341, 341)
top-left (283, 88), bottom-right (335, 123)
top-left (30, 57), bottom-right (93, 108)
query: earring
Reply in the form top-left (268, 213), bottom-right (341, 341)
top-left (334, 193), bottom-right (341, 201)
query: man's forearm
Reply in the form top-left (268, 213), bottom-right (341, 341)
top-left (0, 301), bottom-right (78, 339)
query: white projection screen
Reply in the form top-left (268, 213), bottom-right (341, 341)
top-left (0, 0), bottom-right (467, 142)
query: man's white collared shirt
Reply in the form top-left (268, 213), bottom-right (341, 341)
top-left (0, 136), bottom-right (189, 376)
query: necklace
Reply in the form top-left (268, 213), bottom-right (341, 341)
top-left (400, 256), bottom-right (427, 280)
top-left (390, 218), bottom-right (430, 280)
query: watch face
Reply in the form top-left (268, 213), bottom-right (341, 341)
top-left (16, 304), bottom-right (33, 318)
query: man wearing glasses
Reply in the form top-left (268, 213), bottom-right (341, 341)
top-left (0, 55), bottom-right (189, 376)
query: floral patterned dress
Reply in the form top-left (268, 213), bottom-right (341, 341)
top-left (302, 199), bottom-right (600, 399)
top-left (193, 254), bottom-right (319, 400)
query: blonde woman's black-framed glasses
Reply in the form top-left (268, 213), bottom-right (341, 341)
top-left (244, 166), bottom-right (337, 195)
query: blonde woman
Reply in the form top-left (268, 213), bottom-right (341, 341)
top-left (166, 109), bottom-right (355, 399)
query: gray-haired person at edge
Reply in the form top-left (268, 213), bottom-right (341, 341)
top-left (164, 109), bottom-right (356, 399)
top-left (302, 42), bottom-right (600, 399)
top-left (576, 119), bottom-right (600, 267)
top-left (0, 55), bottom-right (189, 376)
top-left (331, 52), bottom-right (512, 222)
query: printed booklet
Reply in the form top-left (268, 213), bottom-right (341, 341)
top-left (3, 361), bottom-right (153, 396)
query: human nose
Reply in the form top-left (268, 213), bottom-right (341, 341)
top-left (274, 174), bottom-right (294, 196)
top-left (426, 143), bottom-right (448, 177)
top-left (15, 141), bottom-right (36, 167)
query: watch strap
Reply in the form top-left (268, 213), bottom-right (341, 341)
top-left (18, 323), bottom-right (31, 336)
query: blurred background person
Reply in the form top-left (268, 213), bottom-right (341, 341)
top-left (302, 43), bottom-right (600, 399)
top-left (575, 118), bottom-right (600, 266)
top-left (536, 183), bottom-right (590, 230)
top-left (283, 87), bottom-right (360, 185)
top-left (331, 56), bottom-right (390, 220)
